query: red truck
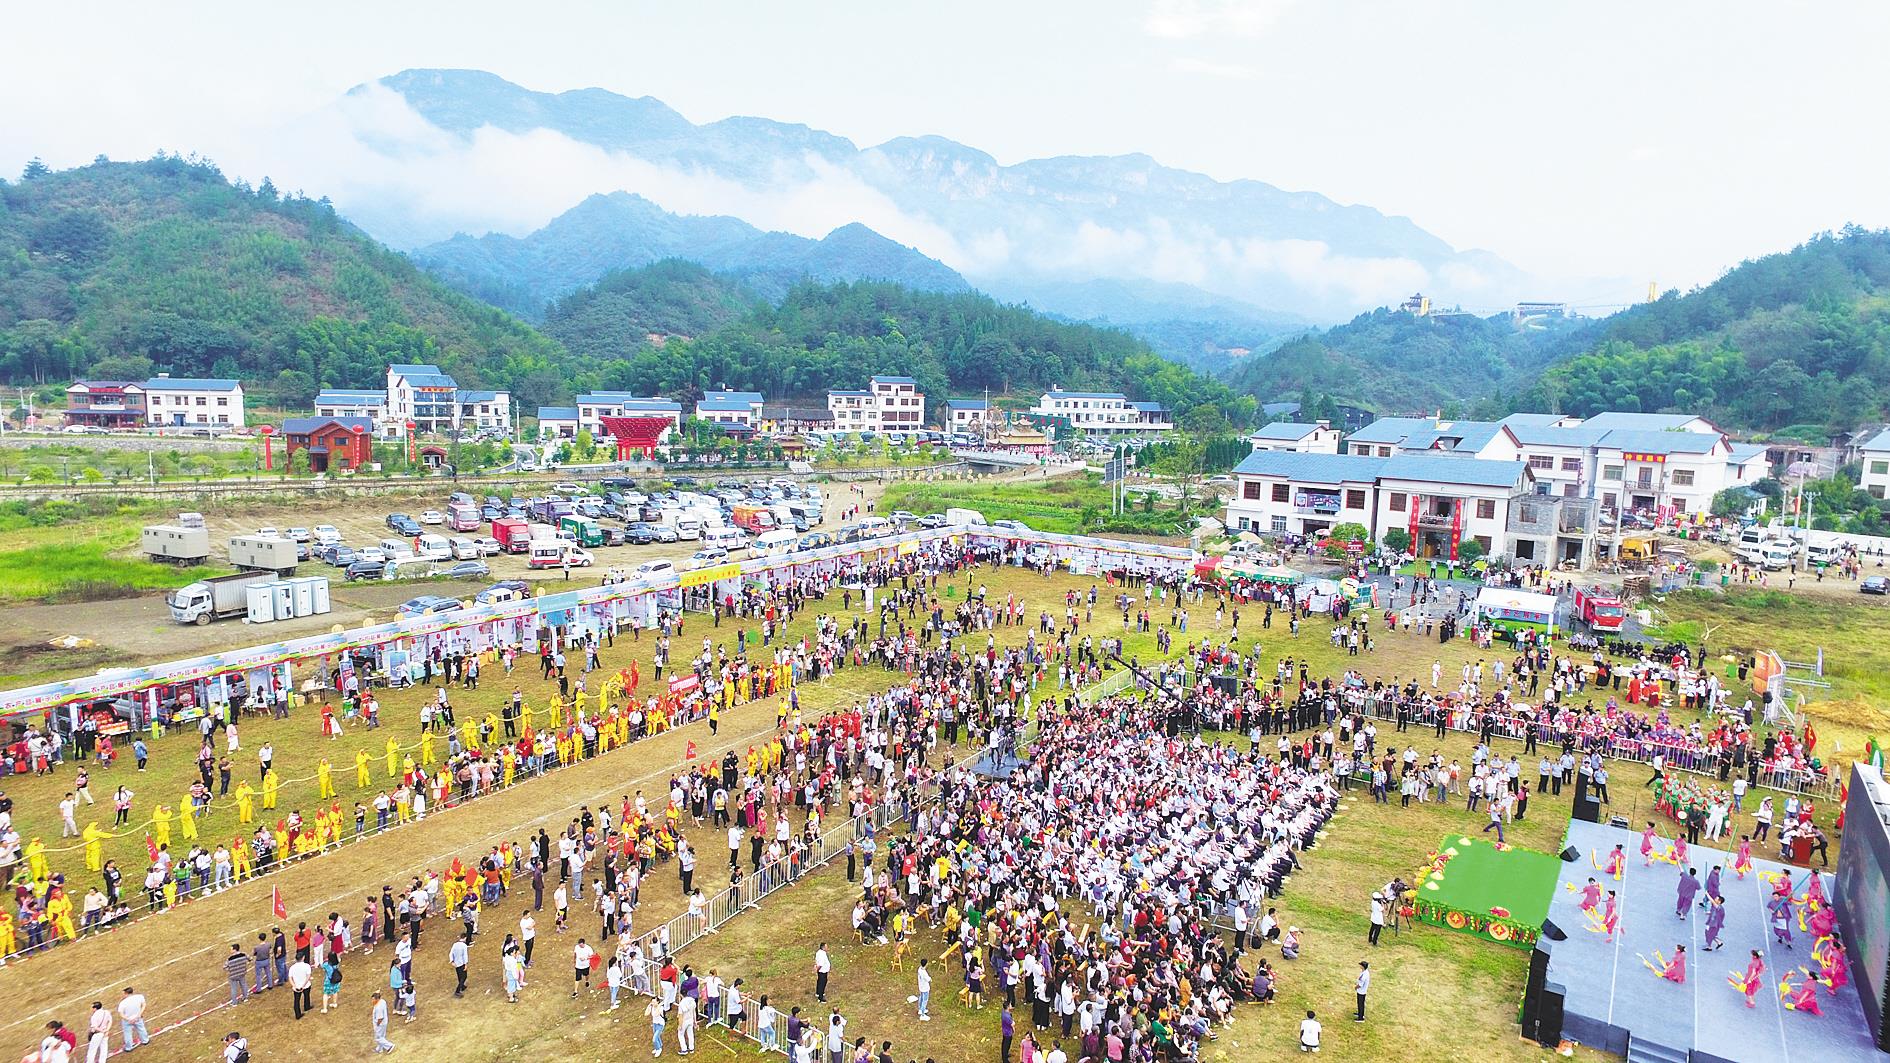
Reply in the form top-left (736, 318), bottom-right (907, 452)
top-left (1574, 587), bottom-right (1626, 632)
top-left (492, 517), bottom-right (532, 554)
top-left (731, 504), bottom-right (776, 534)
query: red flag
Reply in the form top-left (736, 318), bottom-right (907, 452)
top-left (272, 885), bottom-right (288, 920)
top-left (685, 740), bottom-right (698, 761)
top-left (144, 835), bottom-right (159, 862)
top-left (1805, 722), bottom-right (1818, 754)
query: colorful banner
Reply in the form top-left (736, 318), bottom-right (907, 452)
top-left (679, 562), bottom-right (742, 588)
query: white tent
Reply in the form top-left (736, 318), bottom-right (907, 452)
top-left (1471, 587), bottom-right (1559, 632)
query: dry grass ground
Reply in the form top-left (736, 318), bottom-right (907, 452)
top-left (0, 565), bottom-right (1837, 1062)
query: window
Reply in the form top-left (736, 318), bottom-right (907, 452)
top-left (1378, 446), bottom-right (1392, 457)
top-left (1475, 499), bottom-right (1496, 520)
top-left (1474, 535), bottom-right (1492, 552)
top-left (1271, 483), bottom-right (1290, 503)
top-left (1270, 516), bottom-right (1288, 533)
top-left (1388, 492), bottom-right (1406, 512)
top-left (195, 396), bottom-right (207, 406)
top-left (1527, 455), bottom-right (1553, 469)
top-left (1602, 465), bottom-right (1622, 481)
top-left (1871, 485), bottom-right (1886, 499)
top-left (1344, 489), bottom-right (1367, 510)
top-left (217, 397), bottom-right (228, 406)
top-left (1353, 444), bottom-right (1372, 456)
top-left (1871, 461), bottom-right (1889, 476)
top-left (1560, 457), bottom-right (1582, 472)
top-left (1242, 481), bottom-right (1262, 500)
top-left (1671, 469), bottom-right (1694, 486)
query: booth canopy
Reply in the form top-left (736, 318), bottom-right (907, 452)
top-left (1473, 587), bottom-right (1558, 627)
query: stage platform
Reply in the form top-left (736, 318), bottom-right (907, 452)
top-left (1544, 820), bottom-right (1880, 1061)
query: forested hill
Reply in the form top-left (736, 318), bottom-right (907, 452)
top-left (1222, 306), bottom-right (1593, 415)
top-left (0, 156), bottom-right (566, 406)
top-left (1519, 227), bottom-right (1890, 430)
top-left (563, 269), bottom-right (1257, 433)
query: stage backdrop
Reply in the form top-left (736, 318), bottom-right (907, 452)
top-left (1836, 762), bottom-right (1890, 1051)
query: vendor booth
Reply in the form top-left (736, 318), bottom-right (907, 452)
top-left (1470, 587), bottom-right (1559, 642)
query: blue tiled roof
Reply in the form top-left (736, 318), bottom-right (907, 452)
top-left (1344, 417), bottom-right (1438, 445)
top-left (945, 398), bottom-right (989, 410)
top-left (829, 390), bottom-right (870, 397)
top-left (536, 407), bottom-right (578, 420)
top-left (1232, 451), bottom-right (1384, 484)
top-left (1728, 443), bottom-right (1770, 464)
top-left (1233, 450), bottom-right (1529, 489)
top-left (457, 390), bottom-right (500, 403)
top-left (145, 377), bottom-right (240, 392)
top-left (871, 375), bottom-right (918, 385)
top-left (282, 415), bottom-right (372, 434)
top-left (1860, 428), bottom-right (1890, 453)
top-left (1504, 423), bottom-right (1609, 447)
top-left (1595, 429), bottom-right (1723, 455)
top-left (388, 363), bottom-right (443, 376)
top-left (702, 390), bottom-right (764, 404)
top-left (403, 374), bottom-right (457, 389)
top-left (1042, 391), bottom-right (1127, 401)
top-left (316, 389), bottom-right (386, 402)
top-left (1129, 401), bottom-right (1168, 413)
top-left (1250, 422), bottom-right (1321, 441)
top-left (1581, 412), bottom-right (1705, 432)
top-left (1379, 453), bottom-right (1530, 488)
top-left (697, 399), bottom-right (754, 412)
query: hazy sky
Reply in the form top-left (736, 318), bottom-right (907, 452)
top-left (4, 0), bottom-right (1886, 299)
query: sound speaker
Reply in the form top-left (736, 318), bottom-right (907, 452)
top-left (1559, 846), bottom-right (1580, 862)
top-left (1536, 986), bottom-right (1566, 1047)
top-left (1540, 918), bottom-right (1568, 941)
top-left (1574, 795), bottom-right (1602, 823)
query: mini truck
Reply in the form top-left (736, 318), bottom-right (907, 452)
top-left (1573, 587), bottom-right (1626, 632)
top-left (169, 571), bottom-right (279, 625)
top-left (559, 514), bottom-right (605, 547)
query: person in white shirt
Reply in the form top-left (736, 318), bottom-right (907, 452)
top-left (675, 990), bottom-right (697, 1054)
top-left (913, 958), bottom-right (932, 1020)
top-left (1299, 1010), bottom-right (1322, 1052)
top-left (117, 989), bottom-right (149, 1052)
top-left (84, 1003), bottom-right (111, 1063)
top-left (572, 939), bottom-right (595, 997)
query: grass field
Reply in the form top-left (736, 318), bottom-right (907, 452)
top-left (880, 473), bottom-right (1211, 536)
top-left (0, 563), bottom-right (1834, 1063)
top-left (1651, 586), bottom-right (1890, 760)
top-left (0, 510), bottom-right (233, 603)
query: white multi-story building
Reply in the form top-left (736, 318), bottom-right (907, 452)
top-left (1030, 388), bottom-right (1172, 435)
top-left (1339, 411), bottom-right (1770, 519)
top-left (142, 375), bottom-right (246, 429)
top-left (574, 393), bottom-right (683, 437)
top-left (694, 390), bottom-right (765, 427)
top-left (943, 398), bottom-right (990, 433)
top-left (1860, 428), bottom-right (1890, 500)
top-left (829, 376), bottom-right (926, 434)
top-left (313, 389), bottom-right (388, 423)
top-left (1224, 451), bottom-right (1532, 561)
top-left (382, 364), bottom-right (511, 437)
top-left (536, 406), bottom-right (579, 440)
top-left (1247, 420), bottom-right (1341, 454)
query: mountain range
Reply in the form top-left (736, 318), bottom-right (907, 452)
top-left (414, 191), bottom-right (968, 321)
top-left (317, 69), bottom-right (1530, 329)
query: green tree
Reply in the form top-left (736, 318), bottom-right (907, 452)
top-left (1381, 528), bottom-right (1411, 553)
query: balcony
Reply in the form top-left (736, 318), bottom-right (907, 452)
top-left (1414, 512), bottom-right (1457, 530)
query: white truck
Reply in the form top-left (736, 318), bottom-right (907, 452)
top-left (170, 572), bottom-right (281, 625)
top-left (228, 534), bottom-right (299, 576)
top-left (945, 508), bottom-right (988, 528)
top-left (142, 524), bottom-right (210, 564)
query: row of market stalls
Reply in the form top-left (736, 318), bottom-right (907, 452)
top-left (1, 525), bottom-right (1196, 741)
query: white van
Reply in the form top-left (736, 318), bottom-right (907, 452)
top-left (704, 526), bottom-right (749, 553)
top-left (1805, 542), bottom-right (1843, 568)
top-left (856, 516), bottom-right (893, 539)
top-left (449, 536), bottom-right (481, 560)
top-left (379, 537), bottom-right (417, 560)
top-left (416, 534), bottom-right (451, 561)
top-left (754, 529), bottom-right (798, 556)
top-left (667, 512), bottom-right (703, 540)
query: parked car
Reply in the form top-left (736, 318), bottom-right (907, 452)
top-left (471, 536), bottom-right (502, 556)
top-left (386, 513), bottom-right (414, 530)
top-left (652, 524), bottom-right (679, 543)
top-left (344, 559), bottom-right (387, 581)
top-left (634, 559), bottom-right (677, 579)
top-left (257, 525), bottom-right (281, 538)
top-left (475, 579), bottom-right (532, 606)
top-left (888, 511), bottom-right (918, 524)
top-left (312, 524), bottom-right (341, 544)
top-left (1864, 576), bottom-right (1890, 596)
top-left (686, 546), bottom-right (730, 568)
top-left (551, 482), bottom-right (584, 494)
top-left (992, 519), bottom-right (1032, 532)
top-left (320, 545), bottom-right (357, 566)
top-left (397, 594), bottom-right (462, 618)
top-left (286, 526), bottom-right (312, 543)
top-left (918, 513), bottom-right (947, 529)
top-left (419, 510), bottom-right (446, 525)
top-left (443, 560), bottom-right (490, 579)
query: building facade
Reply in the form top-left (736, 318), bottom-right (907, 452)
top-left (382, 365), bottom-right (511, 437)
top-left (63, 381), bottom-right (147, 429)
top-left (1861, 428), bottom-right (1890, 500)
top-left (313, 389), bottom-right (388, 424)
top-left (140, 376), bottom-right (246, 429)
top-left (575, 393), bottom-right (683, 438)
top-left (694, 390), bottom-right (765, 428)
top-left (828, 376), bottom-right (926, 434)
top-left (943, 398), bottom-right (990, 433)
top-left (1030, 388), bottom-right (1172, 435)
top-left (281, 416), bottom-right (374, 473)
top-left (1247, 420), bottom-right (1341, 454)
